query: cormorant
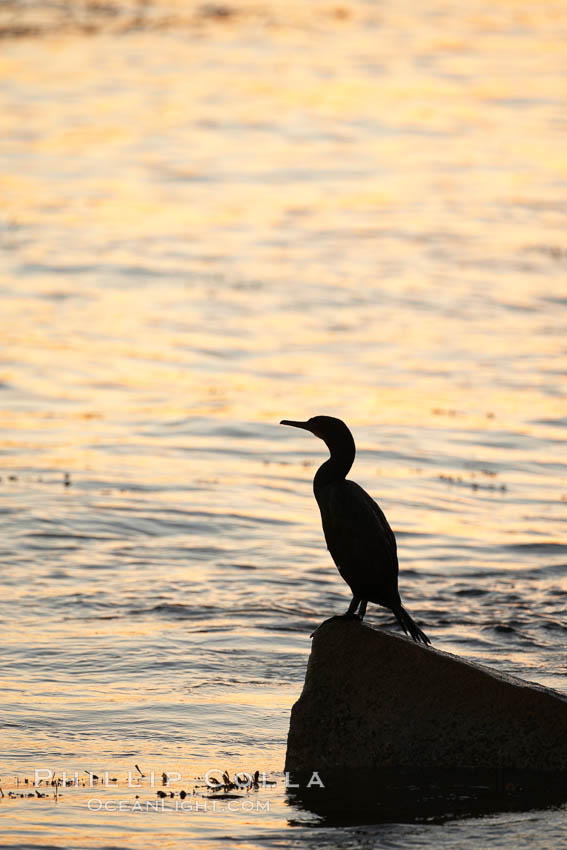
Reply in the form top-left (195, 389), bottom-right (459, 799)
top-left (280, 415), bottom-right (430, 645)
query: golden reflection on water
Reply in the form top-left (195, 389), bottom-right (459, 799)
top-left (1, 2), bottom-right (566, 846)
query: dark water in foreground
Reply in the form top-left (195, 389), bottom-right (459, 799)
top-left (1, 0), bottom-right (566, 846)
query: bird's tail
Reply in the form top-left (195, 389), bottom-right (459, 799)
top-left (393, 605), bottom-right (431, 646)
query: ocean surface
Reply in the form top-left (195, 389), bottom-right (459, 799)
top-left (1, 0), bottom-right (566, 846)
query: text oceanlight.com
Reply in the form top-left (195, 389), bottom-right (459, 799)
top-left (87, 798), bottom-right (271, 812)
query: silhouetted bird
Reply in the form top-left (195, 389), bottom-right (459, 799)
top-left (280, 416), bottom-right (430, 645)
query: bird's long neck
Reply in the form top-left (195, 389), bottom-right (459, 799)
top-left (313, 434), bottom-right (355, 488)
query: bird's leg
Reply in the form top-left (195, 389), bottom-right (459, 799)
top-left (310, 596), bottom-right (365, 638)
top-left (344, 596), bottom-right (361, 617)
top-left (342, 597), bottom-right (367, 621)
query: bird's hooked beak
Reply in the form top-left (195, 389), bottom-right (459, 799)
top-left (280, 419), bottom-right (313, 432)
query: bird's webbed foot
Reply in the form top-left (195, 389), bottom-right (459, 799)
top-left (310, 601), bottom-right (367, 637)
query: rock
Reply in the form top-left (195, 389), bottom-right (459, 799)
top-left (285, 617), bottom-right (567, 773)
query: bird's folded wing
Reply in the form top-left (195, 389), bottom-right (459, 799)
top-left (319, 480), bottom-right (398, 574)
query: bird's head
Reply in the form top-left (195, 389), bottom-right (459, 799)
top-left (280, 416), bottom-right (353, 452)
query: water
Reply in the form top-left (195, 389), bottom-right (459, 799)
top-left (1, 0), bottom-right (566, 846)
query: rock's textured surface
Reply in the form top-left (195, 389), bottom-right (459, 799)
top-left (285, 617), bottom-right (567, 772)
